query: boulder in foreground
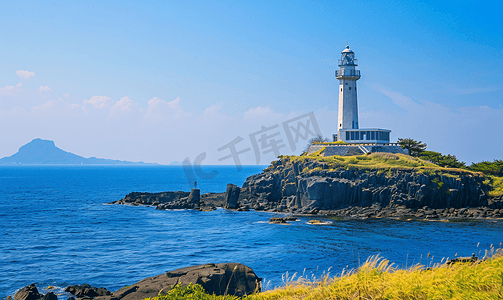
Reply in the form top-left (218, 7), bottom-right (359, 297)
top-left (113, 262), bottom-right (260, 300)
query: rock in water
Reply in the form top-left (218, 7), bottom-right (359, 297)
top-left (14, 284), bottom-right (42, 300)
top-left (269, 217), bottom-right (288, 224)
top-left (41, 293), bottom-right (57, 300)
top-left (65, 284), bottom-right (112, 297)
top-left (224, 184), bottom-right (240, 209)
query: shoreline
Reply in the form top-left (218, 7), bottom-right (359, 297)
top-left (110, 194), bottom-right (503, 222)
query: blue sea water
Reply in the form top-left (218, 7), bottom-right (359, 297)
top-left (1, 165), bottom-right (502, 298)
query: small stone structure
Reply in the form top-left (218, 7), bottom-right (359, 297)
top-left (307, 143), bottom-right (408, 156)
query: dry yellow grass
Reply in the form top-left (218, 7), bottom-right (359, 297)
top-left (143, 250), bottom-right (503, 300)
top-left (248, 252), bottom-right (503, 300)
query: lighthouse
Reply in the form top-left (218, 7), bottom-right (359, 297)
top-left (336, 45), bottom-right (360, 130)
top-left (334, 45), bottom-right (391, 144)
top-left (307, 44), bottom-right (407, 155)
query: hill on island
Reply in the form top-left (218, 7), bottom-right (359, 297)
top-left (0, 139), bottom-right (153, 165)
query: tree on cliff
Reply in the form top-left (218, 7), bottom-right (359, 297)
top-left (419, 151), bottom-right (466, 168)
top-left (398, 138), bottom-right (427, 157)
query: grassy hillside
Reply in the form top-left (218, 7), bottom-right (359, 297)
top-left (145, 252), bottom-right (503, 299)
top-left (280, 151), bottom-right (475, 176)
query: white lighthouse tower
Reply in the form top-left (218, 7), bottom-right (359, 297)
top-left (336, 45), bottom-right (360, 130)
top-left (306, 44), bottom-right (408, 156)
top-left (334, 45), bottom-right (391, 144)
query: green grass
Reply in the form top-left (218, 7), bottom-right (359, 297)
top-left (144, 283), bottom-right (239, 300)
top-left (486, 175), bottom-right (503, 197)
top-left (290, 152), bottom-right (473, 176)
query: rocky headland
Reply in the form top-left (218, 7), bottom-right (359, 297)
top-left (110, 153), bottom-right (503, 221)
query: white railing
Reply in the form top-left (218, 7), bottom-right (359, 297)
top-left (335, 70), bottom-right (361, 78)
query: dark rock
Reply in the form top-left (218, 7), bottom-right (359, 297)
top-left (14, 284), bottom-right (42, 300)
top-left (65, 285), bottom-right (111, 298)
top-left (41, 292), bottom-right (58, 300)
top-left (112, 263), bottom-right (260, 300)
top-left (447, 254), bottom-right (478, 265)
top-left (187, 189), bottom-right (200, 206)
top-left (269, 217), bottom-right (288, 224)
top-left (224, 184), bottom-right (241, 209)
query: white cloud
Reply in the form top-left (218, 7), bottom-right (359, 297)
top-left (144, 97), bottom-right (189, 121)
top-left (204, 102), bottom-right (223, 116)
top-left (63, 93), bottom-right (70, 97)
top-left (109, 96), bottom-right (140, 118)
top-left (16, 70), bottom-right (35, 79)
top-left (83, 95), bottom-right (113, 109)
top-left (16, 83), bottom-right (22, 87)
top-left (39, 86), bottom-right (52, 92)
top-left (0, 85), bottom-right (15, 95)
top-left (243, 105), bottom-right (282, 120)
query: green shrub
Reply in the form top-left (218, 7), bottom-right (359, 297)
top-left (146, 283), bottom-right (238, 300)
top-left (468, 160), bottom-right (503, 176)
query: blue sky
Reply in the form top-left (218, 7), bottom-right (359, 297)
top-left (1, 0), bottom-right (502, 165)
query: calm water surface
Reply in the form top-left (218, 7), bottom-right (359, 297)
top-left (1, 165), bottom-right (502, 298)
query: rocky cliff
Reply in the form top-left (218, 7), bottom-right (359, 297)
top-left (113, 154), bottom-right (503, 219)
top-left (235, 155), bottom-right (503, 218)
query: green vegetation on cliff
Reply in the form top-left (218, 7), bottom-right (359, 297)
top-left (285, 151), bottom-right (471, 175)
top-left (271, 151), bottom-right (503, 197)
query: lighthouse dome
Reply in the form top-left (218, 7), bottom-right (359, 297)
top-left (341, 45), bottom-right (354, 53)
top-left (339, 45), bottom-right (357, 66)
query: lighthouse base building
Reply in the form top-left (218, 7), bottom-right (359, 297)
top-left (307, 45), bottom-right (408, 156)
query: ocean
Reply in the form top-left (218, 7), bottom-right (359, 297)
top-left (1, 165), bottom-right (502, 298)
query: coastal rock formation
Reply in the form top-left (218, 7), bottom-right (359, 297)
top-left (224, 184), bottom-right (241, 209)
top-left (112, 155), bottom-right (503, 220)
top-left (12, 263), bottom-right (261, 300)
top-left (110, 191), bottom-right (225, 210)
top-left (229, 156), bottom-right (503, 219)
top-left (13, 284), bottom-right (42, 300)
top-left (235, 156), bottom-right (503, 215)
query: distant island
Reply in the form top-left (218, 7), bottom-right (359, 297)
top-left (0, 138), bottom-right (155, 165)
